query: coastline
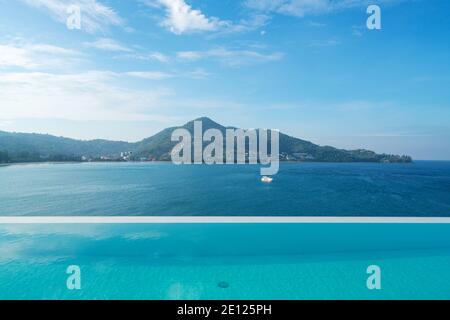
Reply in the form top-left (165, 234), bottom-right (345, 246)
top-left (0, 160), bottom-right (174, 167)
top-left (0, 161), bottom-right (84, 167)
top-left (0, 159), bottom-right (433, 168)
top-left (0, 160), bottom-right (444, 169)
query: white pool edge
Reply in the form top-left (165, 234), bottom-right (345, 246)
top-left (1, 216), bottom-right (450, 224)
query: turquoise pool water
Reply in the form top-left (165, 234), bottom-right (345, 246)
top-left (1, 223), bottom-right (450, 300)
top-left (1, 162), bottom-right (450, 299)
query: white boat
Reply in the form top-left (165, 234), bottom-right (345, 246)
top-left (261, 176), bottom-right (273, 183)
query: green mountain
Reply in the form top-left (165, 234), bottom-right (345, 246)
top-left (0, 131), bottom-right (131, 162)
top-left (0, 117), bottom-right (412, 163)
top-left (134, 116), bottom-right (233, 161)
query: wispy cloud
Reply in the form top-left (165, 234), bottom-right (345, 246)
top-left (0, 69), bottom-right (245, 126)
top-left (125, 69), bottom-right (210, 80)
top-left (185, 68), bottom-right (210, 79)
top-left (245, 0), bottom-right (332, 17)
top-left (0, 40), bottom-right (82, 70)
top-left (177, 47), bottom-right (284, 66)
top-left (145, 0), bottom-right (268, 35)
top-left (0, 120), bottom-right (13, 128)
top-left (210, 14), bottom-right (271, 37)
top-left (84, 38), bottom-right (132, 52)
top-left (150, 0), bottom-right (225, 34)
top-left (19, 0), bottom-right (124, 33)
top-left (84, 38), bottom-right (170, 63)
top-left (352, 25), bottom-right (365, 37)
top-left (126, 71), bottom-right (174, 80)
top-left (84, 38), bottom-right (171, 63)
top-left (0, 71), bottom-right (172, 121)
top-left (244, 0), bottom-right (402, 17)
top-left (122, 52), bottom-right (170, 63)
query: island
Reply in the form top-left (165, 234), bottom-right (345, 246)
top-left (0, 117), bottom-right (412, 164)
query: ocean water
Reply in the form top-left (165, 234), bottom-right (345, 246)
top-left (1, 161), bottom-right (450, 299)
top-left (1, 223), bottom-right (450, 300)
top-left (0, 161), bottom-right (450, 216)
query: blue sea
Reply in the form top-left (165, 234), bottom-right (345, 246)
top-left (0, 161), bottom-right (450, 216)
top-left (1, 161), bottom-right (450, 299)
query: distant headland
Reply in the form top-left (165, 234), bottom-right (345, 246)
top-left (0, 117), bottom-right (412, 164)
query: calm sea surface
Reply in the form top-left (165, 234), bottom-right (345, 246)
top-left (0, 161), bottom-right (449, 216)
top-left (2, 162), bottom-right (450, 299)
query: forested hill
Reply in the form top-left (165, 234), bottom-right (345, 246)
top-left (0, 118), bottom-right (412, 163)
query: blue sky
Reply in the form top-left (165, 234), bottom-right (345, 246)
top-left (0, 0), bottom-right (449, 159)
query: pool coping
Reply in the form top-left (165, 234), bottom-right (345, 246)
top-left (1, 216), bottom-right (450, 224)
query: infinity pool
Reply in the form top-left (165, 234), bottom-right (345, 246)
top-left (1, 223), bottom-right (450, 299)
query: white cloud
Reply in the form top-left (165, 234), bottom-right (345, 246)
top-left (185, 68), bottom-right (210, 79)
top-left (244, 0), bottom-right (400, 17)
top-left (126, 71), bottom-right (174, 80)
top-left (0, 41), bottom-right (82, 70)
top-left (84, 38), bottom-right (132, 52)
top-left (138, 52), bottom-right (169, 62)
top-left (142, 52), bottom-right (170, 63)
top-left (0, 45), bottom-right (33, 69)
top-left (19, 0), bottom-right (124, 33)
top-left (0, 120), bottom-right (13, 128)
top-left (0, 71), bottom-right (172, 121)
top-left (210, 14), bottom-right (271, 37)
top-left (144, 0), bottom-right (269, 35)
top-left (177, 51), bottom-right (203, 60)
top-left (177, 47), bottom-right (284, 66)
top-left (84, 39), bottom-right (171, 63)
top-left (152, 0), bottom-right (226, 34)
top-left (124, 52), bottom-right (170, 63)
top-left (0, 68), bottom-right (215, 122)
top-left (246, 0), bottom-right (332, 17)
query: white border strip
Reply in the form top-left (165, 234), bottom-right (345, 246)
top-left (1, 216), bottom-right (450, 224)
